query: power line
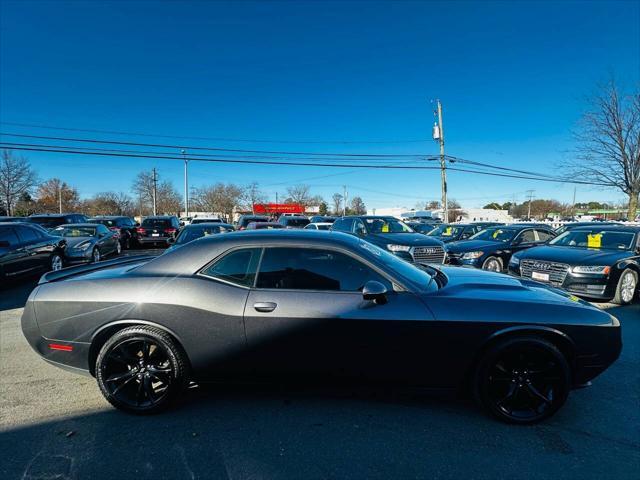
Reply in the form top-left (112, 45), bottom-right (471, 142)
top-left (0, 121), bottom-right (431, 145)
top-left (0, 143), bottom-right (618, 187)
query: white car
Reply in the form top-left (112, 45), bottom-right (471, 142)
top-left (190, 216), bottom-right (223, 225)
top-left (304, 222), bottom-right (333, 231)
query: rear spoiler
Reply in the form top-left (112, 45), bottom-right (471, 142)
top-left (38, 255), bottom-right (157, 284)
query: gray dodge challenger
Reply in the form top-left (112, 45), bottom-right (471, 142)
top-left (21, 230), bottom-right (622, 423)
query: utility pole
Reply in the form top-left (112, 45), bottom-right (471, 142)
top-left (182, 150), bottom-right (189, 218)
top-left (343, 185), bottom-right (348, 216)
top-left (58, 182), bottom-right (62, 214)
top-left (526, 189), bottom-right (535, 219)
top-left (572, 186), bottom-right (577, 218)
top-left (433, 100), bottom-right (448, 222)
top-left (152, 168), bottom-right (158, 216)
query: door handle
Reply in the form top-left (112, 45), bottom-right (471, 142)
top-left (254, 302), bottom-right (277, 313)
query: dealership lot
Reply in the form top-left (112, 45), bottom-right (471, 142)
top-left (1, 260), bottom-right (638, 480)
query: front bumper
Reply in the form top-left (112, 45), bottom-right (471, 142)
top-left (508, 264), bottom-right (616, 301)
top-left (64, 250), bottom-right (92, 265)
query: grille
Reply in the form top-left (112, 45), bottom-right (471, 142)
top-left (520, 259), bottom-right (570, 286)
top-left (411, 246), bottom-right (446, 265)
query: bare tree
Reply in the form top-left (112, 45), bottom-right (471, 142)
top-left (350, 196), bottom-right (367, 215)
top-left (332, 193), bottom-right (343, 215)
top-left (568, 79), bottom-right (640, 220)
top-left (0, 150), bottom-right (38, 215)
top-left (131, 170), bottom-right (182, 215)
top-left (35, 178), bottom-right (80, 213)
top-left (286, 184), bottom-right (312, 207)
top-left (86, 192), bottom-right (134, 216)
top-left (241, 182), bottom-right (267, 213)
top-left (192, 183), bottom-right (244, 221)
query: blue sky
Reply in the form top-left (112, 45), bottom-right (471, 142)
top-left (1, 0), bottom-right (638, 209)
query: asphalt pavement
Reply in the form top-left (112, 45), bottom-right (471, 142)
top-left (0, 250), bottom-right (638, 480)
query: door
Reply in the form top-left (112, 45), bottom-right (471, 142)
top-left (0, 227), bottom-right (30, 278)
top-left (13, 225), bottom-right (46, 274)
top-left (243, 246), bottom-right (435, 384)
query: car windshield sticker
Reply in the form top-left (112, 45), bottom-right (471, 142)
top-left (443, 227), bottom-right (453, 236)
top-left (587, 233), bottom-right (602, 248)
top-left (381, 223), bottom-right (390, 233)
top-left (493, 230), bottom-right (501, 238)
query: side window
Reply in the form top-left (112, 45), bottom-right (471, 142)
top-left (0, 227), bottom-right (20, 247)
top-left (332, 218), bottom-right (354, 233)
top-left (201, 248), bottom-right (261, 287)
top-left (256, 247), bottom-right (391, 292)
top-left (518, 229), bottom-right (536, 243)
top-left (535, 229), bottom-right (554, 242)
top-left (97, 225), bottom-right (109, 235)
top-left (353, 219), bottom-right (366, 236)
top-left (16, 226), bottom-right (39, 243)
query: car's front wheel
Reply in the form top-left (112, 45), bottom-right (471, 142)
top-left (482, 256), bottom-right (503, 272)
top-left (115, 241), bottom-right (122, 255)
top-left (95, 326), bottom-right (189, 414)
top-left (612, 269), bottom-right (637, 305)
top-left (473, 337), bottom-right (570, 424)
top-left (50, 253), bottom-right (63, 272)
top-left (91, 248), bottom-right (101, 263)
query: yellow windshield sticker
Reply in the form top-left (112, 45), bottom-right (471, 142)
top-left (587, 233), bottom-right (602, 248)
top-left (444, 227), bottom-right (453, 236)
top-left (381, 223), bottom-right (390, 233)
top-left (493, 230), bottom-right (501, 238)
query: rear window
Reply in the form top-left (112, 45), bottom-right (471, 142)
top-left (201, 248), bottom-right (262, 287)
top-left (141, 218), bottom-right (171, 228)
top-left (91, 219), bottom-right (118, 227)
top-left (0, 227), bottom-right (20, 247)
top-left (27, 217), bottom-right (65, 227)
top-left (283, 218), bottom-right (310, 227)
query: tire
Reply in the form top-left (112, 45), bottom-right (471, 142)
top-left (482, 256), bottom-right (503, 273)
top-left (123, 236), bottom-right (131, 250)
top-left (115, 241), bottom-right (122, 255)
top-left (91, 248), bottom-right (101, 263)
top-left (50, 253), bottom-right (63, 272)
top-left (612, 269), bottom-right (638, 305)
top-left (95, 326), bottom-right (190, 414)
top-left (473, 337), bottom-right (570, 424)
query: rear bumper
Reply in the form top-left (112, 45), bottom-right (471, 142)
top-left (138, 236), bottom-right (171, 245)
top-left (572, 321), bottom-right (622, 386)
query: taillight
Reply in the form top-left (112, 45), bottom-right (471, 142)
top-left (164, 228), bottom-right (177, 234)
top-left (49, 343), bottom-right (73, 352)
top-left (136, 227), bottom-right (146, 234)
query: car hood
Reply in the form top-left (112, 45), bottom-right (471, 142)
top-left (515, 245), bottom-right (633, 265)
top-left (65, 237), bottom-right (96, 249)
top-left (366, 233), bottom-right (443, 246)
top-left (446, 239), bottom-right (501, 253)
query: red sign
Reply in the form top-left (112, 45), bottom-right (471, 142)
top-left (253, 203), bottom-right (304, 214)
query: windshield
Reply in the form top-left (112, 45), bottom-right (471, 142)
top-left (365, 218), bottom-right (413, 234)
top-left (52, 226), bottom-right (97, 237)
top-left (470, 227), bottom-right (516, 242)
top-left (27, 217), bottom-right (64, 227)
top-left (428, 224), bottom-right (464, 237)
top-left (175, 226), bottom-right (220, 244)
top-left (550, 229), bottom-right (636, 250)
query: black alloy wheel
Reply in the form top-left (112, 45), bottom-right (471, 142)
top-left (474, 337), bottom-right (570, 424)
top-left (96, 326), bottom-right (189, 414)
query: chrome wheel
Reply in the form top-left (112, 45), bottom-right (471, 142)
top-left (92, 248), bottom-right (101, 262)
top-left (116, 241), bottom-right (122, 255)
top-left (100, 337), bottom-right (173, 410)
top-left (620, 271), bottom-right (636, 304)
top-left (483, 257), bottom-right (502, 272)
top-left (51, 254), bottom-right (63, 271)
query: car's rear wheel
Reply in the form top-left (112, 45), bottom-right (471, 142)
top-left (612, 269), bottom-right (637, 305)
top-left (95, 326), bottom-right (189, 414)
top-left (91, 248), bottom-right (101, 263)
top-left (50, 254), bottom-right (63, 271)
top-left (482, 256), bottom-right (503, 272)
top-left (474, 337), bottom-right (570, 424)
top-left (115, 241), bottom-right (122, 255)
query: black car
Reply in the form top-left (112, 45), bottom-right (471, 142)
top-left (446, 225), bottom-right (556, 272)
top-left (167, 222), bottom-right (235, 251)
top-left (331, 216), bottom-right (446, 265)
top-left (278, 216), bottom-right (310, 229)
top-left (0, 222), bottom-right (66, 282)
top-left (89, 216), bottom-right (139, 249)
top-left (309, 215), bottom-right (336, 224)
top-left (509, 225), bottom-right (640, 304)
top-left (427, 223), bottom-right (487, 243)
top-left (405, 221), bottom-right (437, 234)
top-left (22, 230), bottom-right (622, 423)
top-left (27, 213), bottom-right (88, 230)
top-left (554, 221), bottom-right (620, 235)
top-left (136, 216), bottom-right (180, 247)
top-left (51, 223), bottom-right (121, 264)
top-left (237, 215), bottom-right (270, 230)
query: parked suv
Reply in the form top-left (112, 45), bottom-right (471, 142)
top-left (89, 216), bottom-right (138, 249)
top-left (278, 216), bottom-right (310, 229)
top-left (27, 213), bottom-right (88, 230)
top-left (237, 215), bottom-right (270, 230)
top-left (136, 216), bottom-right (180, 247)
top-left (0, 222), bottom-right (67, 281)
top-left (331, 215), bottom-right (446, 265)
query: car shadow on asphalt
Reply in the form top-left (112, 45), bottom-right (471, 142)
top-left (0, 278), bottom-right (38, 311)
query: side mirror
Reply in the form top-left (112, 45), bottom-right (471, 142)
top-left (362, 280), bottom-right (388, 305)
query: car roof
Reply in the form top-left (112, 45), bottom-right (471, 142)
top-left (29, 213), bottom-right (81, 218)
top-left (89, 215), bottom-right (128, 219)
top-left (142, 216), bottom-right (175, 219)
top-left (185, 222), bottom-right (232, 227)
top-left (57, 223), bottom-right (102, 228)
top-left (568, 225), bottom-right (640, 233)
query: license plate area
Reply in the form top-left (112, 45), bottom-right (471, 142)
top-left (152, 233), bottom-right (160, 237)
top-left (532, 271), bottom-right (550, 282)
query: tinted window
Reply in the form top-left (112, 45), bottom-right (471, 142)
top-left (16, 226), bottom-right (40, 243)
top-left (96, 224), bottom-right (110, 235)
top-left (471, 227), bottom-right (516, 242)
top-left (353, 219), bottom-right (366, 235)
top-left (364, 217), bottom-right (413, 234)
top-left (331, 218), bottom-right (354, 232)
top-left (141, 218), bottom-right (171, 228)
top-left (0, 227), bottom-right (20, 247)
top-left (550, 229), bottom-right (636, 250)
top-left (536, 229), bottom-right (554, 242)
top-left (176, 225), bottom-right (221, 244)
top-left (518, 230), bottom-right (536, 243)
top-left (256, 247), bottom-right (390, 291)
top-left (202, 248), bottom-right (261, 286)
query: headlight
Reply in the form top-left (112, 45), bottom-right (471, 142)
top-left (462, 251), bottom-right (484, 260)
top-left (572, 265), bottom-right (611, 274)
top-left (387, 244), bottom-right (411, 252)
top-left (509, 256), bottom-right (520, 266)
top-left (72, 241), bottom-right (92, 251)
